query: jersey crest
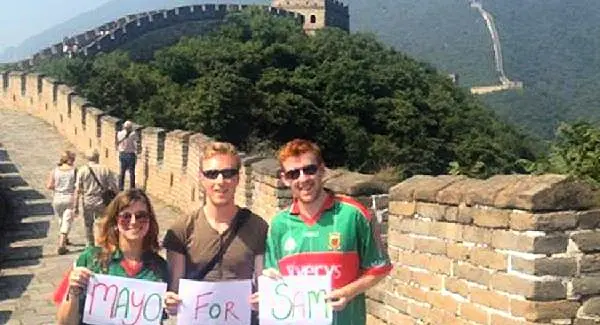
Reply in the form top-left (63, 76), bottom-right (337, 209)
top-left (328, 232), bottom-right (341, 250)
top-left (284, 236), bottom-right (297, 252)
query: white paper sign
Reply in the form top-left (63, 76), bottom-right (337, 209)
top-left (82, 273), bottom-right (167, 325)
top-left (177, 279), bottom-right (252, 325)
top-left (258, 275), bottom-right (332, 325)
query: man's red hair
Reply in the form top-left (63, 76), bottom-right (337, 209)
top-left (277, 139), bottom-right (324, 166)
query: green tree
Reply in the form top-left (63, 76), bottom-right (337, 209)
top-left (534, 122), bottom-right (600, 185)
top-left (31, 8), bottom-right (538, 180)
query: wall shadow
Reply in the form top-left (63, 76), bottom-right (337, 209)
top-left (0, 311), bottom-right (13, 324)
top-left (0, 146), bottom-right (49, 310)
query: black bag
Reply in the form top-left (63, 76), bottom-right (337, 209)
top-left (192, 209), bottom-right (250, 280)
top-left (88, 166), bottom-right (117, 205)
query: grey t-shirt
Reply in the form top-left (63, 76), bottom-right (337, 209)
top-left (76, 163), bottom-right (117, 208)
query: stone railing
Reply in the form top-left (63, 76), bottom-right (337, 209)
top-left (367, 174), bottom-right (600, 325)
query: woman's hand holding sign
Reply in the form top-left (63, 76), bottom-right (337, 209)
top-left (69, 267), bottom-right (92, 294)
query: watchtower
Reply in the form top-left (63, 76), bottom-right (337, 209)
top-left (272, 0), bottom-right (350, 34)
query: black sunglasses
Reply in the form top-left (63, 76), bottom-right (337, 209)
top-left (117, 211), bottom-right (150, 226)
top-left (202, 168), bottom-right (239, 180)
top-left (283, 164), bottom-right (319, 180)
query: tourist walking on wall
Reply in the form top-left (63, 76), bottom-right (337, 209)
top-left (46, 151), bottom-right (77, 255)
top-left (116, 120), bottom-right (138, 190)
top-left (55, 189), bottom-right (169, 324)
top-left (72, 149), bottom-right (117, 246)
top-left (162, 141), bottom-right (268, 325)
top-left (260, 139), bottom-right (392, 325)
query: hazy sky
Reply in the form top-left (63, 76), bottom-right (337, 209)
top-left (0, 0), bottom-right (112, 51)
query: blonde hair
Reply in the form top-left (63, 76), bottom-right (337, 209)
top-left (200, 141), bottom-right (241, 170)
top-left (57, 150), bottom-right (76, 166)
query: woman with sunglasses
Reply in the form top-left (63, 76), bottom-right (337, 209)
top-left (56, 188), bottom-right (169, 325)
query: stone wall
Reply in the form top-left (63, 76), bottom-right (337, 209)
top-left (18, 4), bottom-right (304, 67)
top-left (0, 71), bottom-right (388, 218)
top-left (367, 174), bottom-right (600, 325)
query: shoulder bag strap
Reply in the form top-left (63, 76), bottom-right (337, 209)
top-left (194, 209), bottom-right (250, 280)
top-left (87, 166), bottom-right (105, 190)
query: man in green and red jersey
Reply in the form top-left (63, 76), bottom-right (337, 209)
top-left (262, 139), bottom-right (392, 325)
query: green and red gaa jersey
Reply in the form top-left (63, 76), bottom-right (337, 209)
top-left (264, 192), bottom-right (392, 325)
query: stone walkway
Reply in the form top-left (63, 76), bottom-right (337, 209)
top-left (0, 108), bottom-right (181, 324)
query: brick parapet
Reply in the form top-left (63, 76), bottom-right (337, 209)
top-left (368, 174), bottom-right (600, 325)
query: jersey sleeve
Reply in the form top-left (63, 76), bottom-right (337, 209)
top-left (357, 211), bottom-right (393, 276)
top-left (264, 220), bottom-right (281, 270)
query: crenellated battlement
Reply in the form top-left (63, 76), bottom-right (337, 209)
top-left (271, 0), bottom-right (348, 33)
top-left (0, 70), bottom-right (387, 213)
top-left (14, 4), bottom-right (306, 68)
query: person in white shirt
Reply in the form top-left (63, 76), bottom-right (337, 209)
top-left (116, 120), bottom-right (138, 190)
top-left (46, 151), bottom-right (77, 255)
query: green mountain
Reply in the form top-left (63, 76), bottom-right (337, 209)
top-left (481, 0), bottom-right (600, 138)
top-left (4, 0), bottom-right (599, 139)
top-left (351, 0), bottom-right (600, 138)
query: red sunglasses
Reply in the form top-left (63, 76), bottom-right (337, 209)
top-left (117, 211), bottom-right (150, 226)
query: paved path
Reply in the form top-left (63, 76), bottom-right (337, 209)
top-left (0, 108), bottom-right (181, 324)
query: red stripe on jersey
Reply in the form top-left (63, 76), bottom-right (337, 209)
top-left (362, 264), bottom-right (393, 277)
top-left (335, 194), bottom-right (373, 221)
top-left (278, 251), bottom-right (360, 289)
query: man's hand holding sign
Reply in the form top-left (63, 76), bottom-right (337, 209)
top-left (258, 272), bottom-right (333, 325)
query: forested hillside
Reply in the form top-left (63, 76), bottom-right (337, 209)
top-left (352, 0), bottom-right (497, 88)
top-left (34, 10), bottom-right (537, 179)
top-left (481, 0), bottom-right (600, 138)
top-left (353, 0), bottom-right (600, 138)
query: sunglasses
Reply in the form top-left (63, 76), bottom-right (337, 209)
top-left (117, 211), bottom-right (150, 226)
top-left (202, 168), bottom-right (239, 180)
top-left (283, 164), bottom-right (319, 180)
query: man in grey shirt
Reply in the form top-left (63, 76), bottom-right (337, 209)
top-left (73, 149), bottom-right (118, 246)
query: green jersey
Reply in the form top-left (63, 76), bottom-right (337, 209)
top-left (265, 193), bottom-right (392, 325)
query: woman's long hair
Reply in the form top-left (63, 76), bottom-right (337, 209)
top-left (95, 189), bottom-right (160, 270)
